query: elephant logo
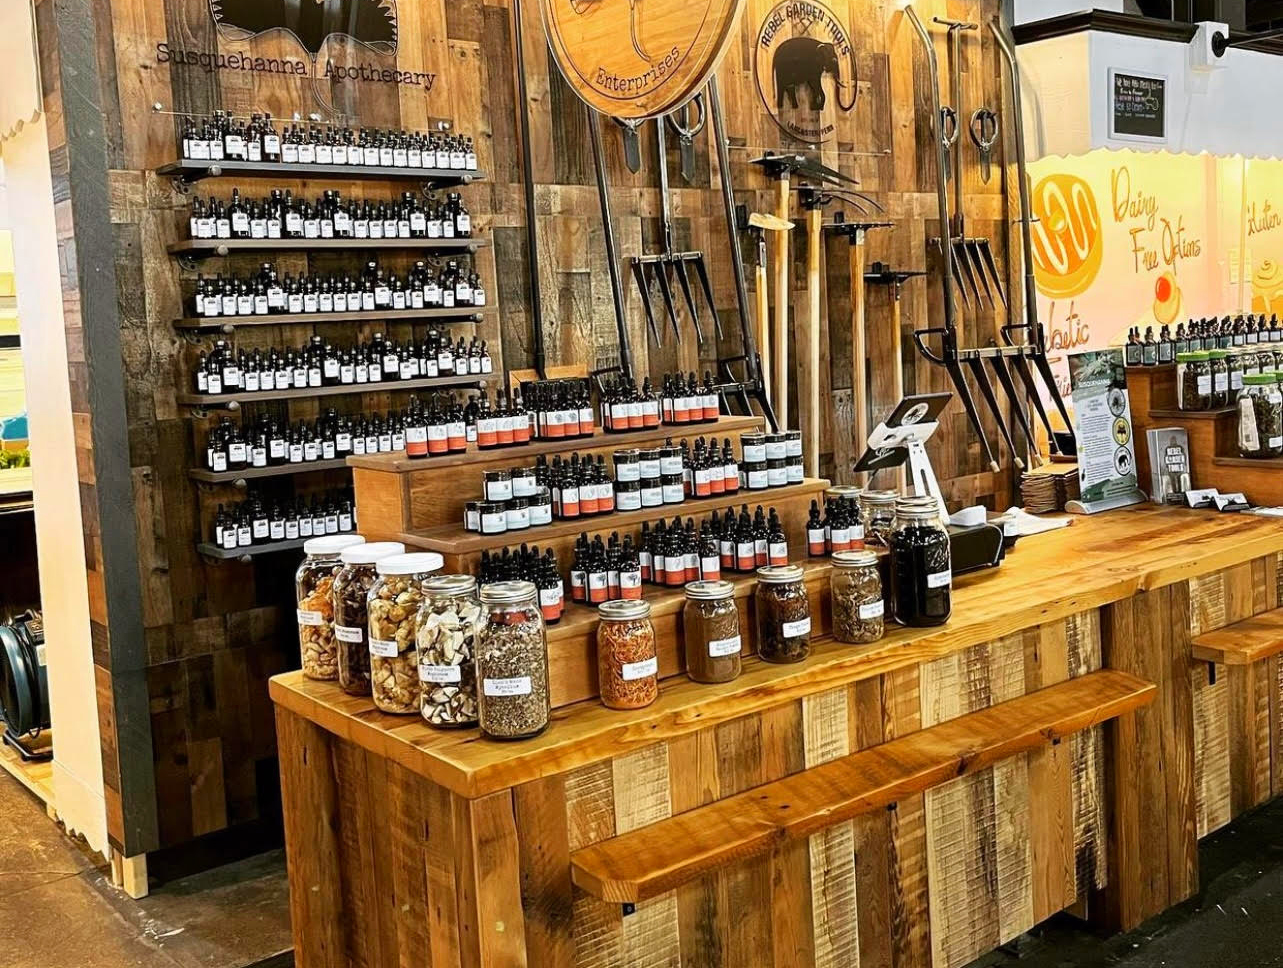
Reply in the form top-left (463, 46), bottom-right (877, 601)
top-left (753, 1), bottom-right (857, 145)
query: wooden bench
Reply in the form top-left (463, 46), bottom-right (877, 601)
top-left (1191, 608), bottom-right (1283, 667)
top-left (570, 669), bottom-right (1156, 903)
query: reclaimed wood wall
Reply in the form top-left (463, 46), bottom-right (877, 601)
top-left (34, 0), bottom-right (1017, 853)
top-left (276, 613), bottom-right (1105, 968)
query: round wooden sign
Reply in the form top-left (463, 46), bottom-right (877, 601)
top-left (539, 0), bottom-right (745, 120)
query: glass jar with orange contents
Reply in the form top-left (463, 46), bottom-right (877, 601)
top-left (596, 599), bottom-right (658, 710)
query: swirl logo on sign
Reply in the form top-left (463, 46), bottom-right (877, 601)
top-left (1031, 173), bottom-right (1103, 301)
top-left (1252, 259), bottom-right (1283, 315)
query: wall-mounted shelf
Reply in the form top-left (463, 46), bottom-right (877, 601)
top-left (168, 238), bottom-right (487, 259)
top-left (178, 373), bottom-right (491, 410)
top-left (173, 306), bottom-right (488, 332)
top-left (158, 159), bottom-right (486, 187)
top-left (198, 536), bottom-right (309, 561)
top-left (189, 458), bottom-right (354, 486)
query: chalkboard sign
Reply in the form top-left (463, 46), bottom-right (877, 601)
top-left (1109, 70), bottom-right (1166, 141)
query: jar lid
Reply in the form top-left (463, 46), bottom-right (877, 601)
top-left (484, 468), bottom-right (511, 479)
top-left (685, 579), bottom-right (734, 600)
top-left (1209, 349), bottom-right (1229, 359)
top-left (638, 448), bottom-right (660, 458)
top-left (423, 573), bottom-right (477, 595)
top-left (1245, 373), bottom-right (1276, 385)
top-left (613, 449), bottom-right (640, 461)
top-left (303, 534), bottom-right (366, 556)
top-left (764, 431), bottom-right (786, 442)
top-left (340, 541), bottom-right (405, 565)
top-left (862, 488), bottom-right (898, 505)
top-left (597, 599), bottom-right (651, 619)
top-left (832, 550), bottom-right (879, 568)
top-left (741, 431), bottom-right (765, 442)
top-left (757, 564), bottom-right (804, 583)
top-left (480, 579), bottom-right (537, 605)
top-left (479, 500), bottom-right (506, 512)
top-left (784, 430), bottom-right (802, 440)
top-left (507, 497), bottom-right (529, 508)
top-left (376, 552), bottom-right (444, 576)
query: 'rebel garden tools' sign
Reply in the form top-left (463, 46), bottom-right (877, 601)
top-left (539, 0), bottom-right (744, 119)
top-left (753, 0), bottom-right (857, 145)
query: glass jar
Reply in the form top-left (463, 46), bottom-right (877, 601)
top-left (1240, 346), bottom-right (1262, 380)
top-left (889, 497), bottom-right (952, 627)
top-left (368, 552), bottom-right (443, 714)
top-left (1176, 351), bottom-right (1211, 411)
top-left (860, 489), bottom-right (898, 547)
top-left (1237, 373), bottom-right (1283, 459)
top-left (483, 468), bottom-right (512, 501)
top-left (295, 534), bottom-right (366, 680)
top-left (333, 541), bottom-right (405, 696)
top-left (682, 580), bottom-right (741, 683)
top-left (831, 550), bottom-right (885, 644)
top-left (740, 432), bottom-right (766, 464)
top-left (754, 564), bottom-right (811, 662)
top-left (416, 574), bottom-right (482, 728)
top-left (596, 599), bottom-right (658, 710)
top-left (476, 580), bottom-right (550, 739)
top-left (1208, 350), bottom-right (1230, 408)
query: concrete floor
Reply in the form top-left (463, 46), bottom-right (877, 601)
top-left (0, 771), bottom-right (292, 968)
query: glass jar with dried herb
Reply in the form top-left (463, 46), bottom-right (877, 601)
top-left (859, 490), bottom-right (898, 547)
top-left (596, 599), bottom-right (658, 710)
top-left (295, 534), bottom-right (366, 681)
top-left (368, 552), bottom-right (443, 714)
top-left (1176, 351), bottom-right (1211, 411)
top-left (1237, 374), bottom-right (1283, 459)
top-left (755, 564), bottom-right (811, 662)
top-left (682, 580), bottom-right (741, 683)
top-left (1208, 350), bottom-right (1231, 408)
top-left (476, 580), bottom-right (550, 740)
top-left (830, 550), bottom-right (885, 644)
top-left (889, 497), bottom-right (951, 627)
top-left (416, 574), bottom-right (482, 728)
top-left (333, 541), bottom-right (405, 696)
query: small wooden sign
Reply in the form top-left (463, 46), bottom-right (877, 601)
top-left (539, 0), bottom-right (744, 119)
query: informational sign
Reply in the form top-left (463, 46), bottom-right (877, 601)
top-left (1065, 349), bottom-right (1145, 514)
top-left (1109, 70), bottom-right (1166, 142)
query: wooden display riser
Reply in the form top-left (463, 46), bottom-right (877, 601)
top-left (349, 414), bottom-right (767, 536)
top-left (1128, 365), bottom-right (1283, 505)
top-left (272, 507), bottom-right (1283, 968)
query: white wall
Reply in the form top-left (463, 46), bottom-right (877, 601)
top-left (4, 117), bottom-right (107, 855)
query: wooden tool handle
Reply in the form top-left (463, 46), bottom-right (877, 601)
top-left (755, 264), bottom-right (771, 398)
top-left (805, 207), bottom-right (822, 478)
top-left (774, 179), bottom-right (790, 429)
top-left (849, 236), bottom-right (868, 484)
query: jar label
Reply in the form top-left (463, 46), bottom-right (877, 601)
top-left (781, 617), bottom-right (811, 638)
top-left (708, 635), bottom-right (742, 657)
top-left (335, 625), bottom-right (364, 643)
top-left (296, 608), bottom-right (325, 626)
top-left (484, 676), bottom-right (532, 697)
top-left (369, 637), bottom-right (400, 657)
top-left (858, 601), bottom-right (885, 620)
top-left (420, 662), bottom-right (462, 684)
top-left (621, 656), bottom-right (658, 681)
top-left (927, 570), bottom-right (952, 589)
top-left (1197, 374), bottom-right (1212, 395)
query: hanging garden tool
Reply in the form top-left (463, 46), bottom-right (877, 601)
top-left (969, 107), bottom-right (999, 185)
top-left (667, 95), bottom-right (706, 184)
top-left (616, 118), bottom-right (643, 174)
top-left (935, 16), bottom-right (1008, 312)
top-left (745, 211), bottom-right (793, 404)
top-left (865, 263), bottom-right (928, 490)
top-left (991, 16), bottom-right (1075, 449)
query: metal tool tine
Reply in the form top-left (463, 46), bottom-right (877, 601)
top-left (945, 357), bottom-right (999, 473)
top-left (965, 356), bottom-right (1023, 470)
top-left (631, 260), bottom-right (663, 346)
top-left (653, 262), bottom-right (682, 342)
top-left (1031, 347), bottom-right (1073, 431)
top-left (672, 257), bottom-right (702, 338)
top-left (1008, 351), bottom-right (1059, 453)
top-left (950, 255), bottom-right (972, 310)
top-left (690, 255), bottom-right (724, 340)
top-left (988, 353), bottom-right (1040, 464)
top-left (967, 242), bottom-right (995, 308)
top-left (976, 240), bottom-right (1008, 310)
top-left (952, 240), bottom-right (983, 308)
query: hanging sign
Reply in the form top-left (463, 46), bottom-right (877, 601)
top-left (539, 0), bottom-right (744, 119)
top-left (1109, 70), bottom-right (1166, 142)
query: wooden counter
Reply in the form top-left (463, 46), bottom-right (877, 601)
top-left (271, 507), bottom-right (1283, 968)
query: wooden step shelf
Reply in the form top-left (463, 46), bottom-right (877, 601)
top-left (188, 458), bottom-right (352, 485)
top-left (569, 669), bottom-right (1157, 903)
top-left (1192, 608), bottom-right (1283, 666)
top-left (169, 237), bottom-right (487, 258)
top-left (172, 305), bottom-right (488, 332)
top-left (398, 478), bottom-right (830, 574)
top-left (350, 415), bottom-right (768, 535)
top-left (197, 536), bottom-right (308, 561)
top-left (178, 373), bottom-right (490, 410)
top-left (158, 158), bottom-right (486, 187)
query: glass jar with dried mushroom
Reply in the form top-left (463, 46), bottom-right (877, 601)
top-left (416, 574), bottom-right (482, 727)
top-left (367, 552), bottom-right (443, 714)
top-left (755, 564), bottom-right (812, 663)
top-left (682, 580), bottom-right (741, 683)
top-left (295, 534), bottom-right (367, 680)
top-left (597, 599), bottom-right (658, 710)
top-left (333, 541), bottom-right (405, 696)
top-left (830, 550), bottom-right (885, 644)
top-left (476, 581), bottom-right (551, 740)
top-left (860, 490), bottom-right (898, 548)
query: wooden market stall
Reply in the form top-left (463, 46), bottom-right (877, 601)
top-left (271, 502), bottom-right (1283, 967)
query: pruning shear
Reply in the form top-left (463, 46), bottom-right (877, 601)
top-left (968, 108), bottom-right (999, 184)
top-left (666, 95), bottom-right (706, 183)
top-left (939, 106), bottom-right (959, 184)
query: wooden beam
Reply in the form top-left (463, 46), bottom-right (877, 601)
top-left (569, 671), bottom-right (1156, 903)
